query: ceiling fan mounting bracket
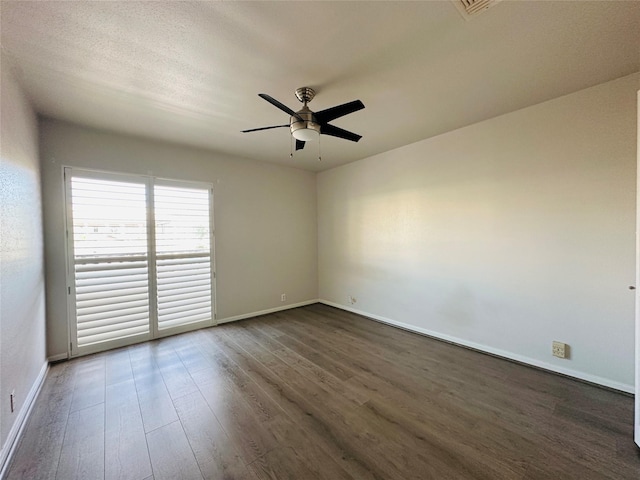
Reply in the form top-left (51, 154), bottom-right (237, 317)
top-left (295, 87), bottom-right (316, 104)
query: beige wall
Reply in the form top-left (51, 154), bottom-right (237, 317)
top-left (0, 56), bottom-right (47, 458)
top-left (318, 73), bottom-right (639, 391)
top-left (40, 119), bottom-right (318, 358)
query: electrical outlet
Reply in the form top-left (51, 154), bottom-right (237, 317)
top-left (10, 390), bottom-right (15, 413)
top-left (552, 341), bottom-right (567, 359)
top-left (281, 293), bottom-right (286, 302)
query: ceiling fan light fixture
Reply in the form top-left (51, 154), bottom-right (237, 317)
top-left (291, 122), bottom-right (320, 142)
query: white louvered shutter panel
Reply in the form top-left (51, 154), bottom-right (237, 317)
top-left (71, 177), bottom-right (150, 347)
top-left (154, 184), bottom-right (212, 329)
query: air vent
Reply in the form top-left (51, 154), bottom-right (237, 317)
top-left (453, 0), bottom-right (502, 20)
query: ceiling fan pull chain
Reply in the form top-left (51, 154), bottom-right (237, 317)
top-left (318, 135), bottom-right (322, 162)
top-left (290, 134), bottom-right (294, 158)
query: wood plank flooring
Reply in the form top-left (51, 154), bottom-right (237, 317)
top-left (5, 303), bottom-right (639, 479)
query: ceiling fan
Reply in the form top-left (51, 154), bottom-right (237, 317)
top-left (242, 87), bottom-right (365, 152)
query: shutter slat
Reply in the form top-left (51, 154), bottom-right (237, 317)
top-left (76, 266), bottom-right (148, 278)
top-left (158, 313), bottom-right (211, 330)
top-left (157, 300), bottom-right (211, 316)
top-left (77, 305), bottom-right (149, 323)
top-left (78, 324), bottom-right (148, 346)
top-left (156, 253), bottom-right (209, 263)
top-left (75, 256), bottom-right (148, 266)
top-left (76, 273), bottom-right (148, 287)
top-left (157, 268), bottom-right (209, 280)
top-left (78, 296), bottom-right (148, 312)
top-left (157, 289), bottom-right (210, 305)
top-left (157, 278), bottom-right (210, 291)
top-left (76, 281), bottom-right (148, 296)
top-left (76, 287), bottom-right (149, 303)
top-left (77, 298), bottom-right (148, 315)
top-left (78, 313), bottom-right (149, 332)
top-left (158, 305), bottom-right (211, 322)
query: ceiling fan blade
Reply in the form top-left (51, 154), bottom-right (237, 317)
top-left (315, 100), bottom-right (365, 124)
top-left (258, 94), bottom-right (303, 121)
top-left (295, 139), bottom-right (306, 151)
top-left (320, 123), bottom-right (362, 142)
top-left (241, 124), bottom-right (289, 133)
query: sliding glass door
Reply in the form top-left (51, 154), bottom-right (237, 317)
top-left (65, 168), bottom-right (215, 356)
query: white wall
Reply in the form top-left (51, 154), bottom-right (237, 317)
top-left (40, 119), bottom-right (318, 358)
top-left (318, 73), bottom-right (639, 392)
top-left (0, 55), bottom-right (47, 463)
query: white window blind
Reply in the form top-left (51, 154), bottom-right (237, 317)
top-left (66, 170), bottom-right (215, 355)
top-left (70, 177), bottom-right (150, 347)
top-left (154, 185), bottom-right (212, 329)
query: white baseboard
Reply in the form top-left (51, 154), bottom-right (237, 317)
top-left (0, 361), bottom-right (49, 479)
top-left (217, 299), bottom-right (320, 325)
top-left (319, 300), bottom-right (634, 394)
top-left (47, 353), bottom-right (68, 363)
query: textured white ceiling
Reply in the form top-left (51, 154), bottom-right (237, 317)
top-left (2, 1), bottom-right (639, 171)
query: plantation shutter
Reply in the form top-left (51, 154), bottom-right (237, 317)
top-left (70, 176), bottom-right (150, 347)
top-left (66, 168), bottom-right (215, 356)
top-left (154, 184), bottom-right (213, 329)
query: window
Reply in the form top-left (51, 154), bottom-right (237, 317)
top-left (65, 168), bottom-right (215, 356)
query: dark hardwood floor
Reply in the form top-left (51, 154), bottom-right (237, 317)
top-left (5, 303), bottom-right (639, 479)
